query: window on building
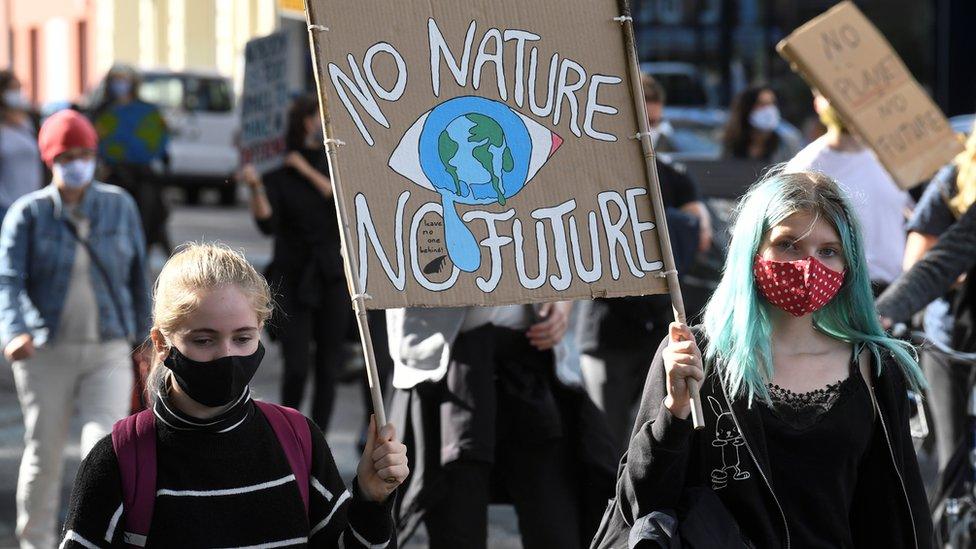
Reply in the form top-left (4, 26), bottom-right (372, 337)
top-left (28, 27), bottom-right (38, 103)
top-left (78, 20), bottom-right (88, 95)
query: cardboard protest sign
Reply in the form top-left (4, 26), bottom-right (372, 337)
top-left (777, 1), bottom-right (963, 189)
top-left (305, 0), bottom-right (670, 309)
top-left (240, 32), bottom-right (290, 174)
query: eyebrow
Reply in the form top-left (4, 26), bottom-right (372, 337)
top-left (769, 233), bottom-right (843, 248)
top-left (186, 327), bottom-right (258, 334)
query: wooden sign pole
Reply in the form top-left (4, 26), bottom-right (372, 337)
top-left (616, 0), bottom-right (705, 429)
top-left (305, 19), bottom-right (388, 428)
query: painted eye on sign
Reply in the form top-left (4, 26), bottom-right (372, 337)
top-left (389, 95), bottom-right (563, 274)
top-left (307, 0), bottom-right (672, 309)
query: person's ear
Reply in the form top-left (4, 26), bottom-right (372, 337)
top-left (150, 328), bottom-right (171, 363)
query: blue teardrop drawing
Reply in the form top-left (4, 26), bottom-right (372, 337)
top-left (389, 96), bottom-right (563, 273)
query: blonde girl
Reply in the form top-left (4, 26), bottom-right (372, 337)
top-left (59, 243), bottom-right (407, 548)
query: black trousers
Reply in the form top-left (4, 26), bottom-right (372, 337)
top-left (923, 348), bottom-right (975, 470)
top-left (580, 332), bottom-right (665, 454)
top-left (394, 325), bottom-right (589, 549)
top-left (277, 280), bottom-right (351, 431)
top-left (105, 163), bottom-right (171, 253)
top-left (424, 437), bottom-right (582, 549)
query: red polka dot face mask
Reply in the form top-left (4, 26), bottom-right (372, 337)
top-left (753, 255), bottom-right (846, 317)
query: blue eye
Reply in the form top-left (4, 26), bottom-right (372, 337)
top-left (193, 339), bottom-right (213, 346)
top-left (819, 248), bottom-right (839, 258)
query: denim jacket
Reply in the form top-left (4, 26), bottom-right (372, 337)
top-left (0, 182), bottom-right (151, 347)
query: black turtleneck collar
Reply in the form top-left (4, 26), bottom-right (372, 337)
top-left (152, 386), bottom-right (253, 434)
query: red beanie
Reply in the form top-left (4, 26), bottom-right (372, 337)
top-left (37, 109), bottom-right (98, 167)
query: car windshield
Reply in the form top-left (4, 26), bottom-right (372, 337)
top-left (652, 73), bottom-right (708, 107)
top-left (140, 74), bottom-right (233, 113)
top-left (668, 120), bottom-right (723, 157)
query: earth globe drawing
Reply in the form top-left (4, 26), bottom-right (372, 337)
top-left (389, 96), bottom-right (563, 273)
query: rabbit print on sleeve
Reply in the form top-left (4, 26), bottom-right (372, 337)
top-left (708, 396), bottom-right (751, 490)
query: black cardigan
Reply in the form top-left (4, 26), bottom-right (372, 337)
top-left (255, 149), bottom-right (343, 285)
top-left (592, 332), bottom-right (934, 549)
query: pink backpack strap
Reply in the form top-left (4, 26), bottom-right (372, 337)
top-left (254, 401), bottom-right (312, 512)
top-left (111, 409), bottom-right (156, 548)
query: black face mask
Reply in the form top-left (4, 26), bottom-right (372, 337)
top-left (163, 342), bottom-right (265, 407)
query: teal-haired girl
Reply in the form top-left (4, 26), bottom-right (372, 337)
top-left (592, 170), bottom-right (932, 548)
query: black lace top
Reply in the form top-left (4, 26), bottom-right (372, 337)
top-left (759, 345), bottom-right (875, 548)
top-left (765, 374), bottom-right (861, 431)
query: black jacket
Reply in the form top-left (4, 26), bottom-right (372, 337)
top-left (578, 159), bottom-right (703, 354)
top-left (255, 149), bottom-right (344, 302)
top-left (255, 150), bottom-right (343, 278)
top-left (591, 332), bottom-right (933, 549)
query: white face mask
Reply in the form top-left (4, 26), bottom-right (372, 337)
top-left (3, 90), bottom-right (29, 111)
top-left (110, 79), bottom-right (132, 99)
top-left (53, 159), bottom-right (97, 189)
top-left (749, 105), bottom-right (781, 132)
top-left (648, 120), bottom-right (674, 148)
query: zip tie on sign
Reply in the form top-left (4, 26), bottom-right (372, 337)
top-left (612, 16), bottom-right (633, 23)
top-left (308, 24), bottom-right (330, 32)
top-left (653, 270), bottom-right (679, 279)
top-left (324, 138), bottom-right (346, 147)
top-left (352, 293), bottom-right (372, 301)
top-left (631, 132), bottom-right (653, 140)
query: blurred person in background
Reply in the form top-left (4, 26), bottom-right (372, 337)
top-left (241, 94), bottom-right (391, 433)
top-left (0, 71), bottom-right (42, 223)
top-left (641, 74), bottom-right (712, 255)
top-left (722, 85), bottom-right (801, 164)
top-left (579, 73), bottom-right (712, 451)
top-left (877, 121), bottom-right (976, 474)
top-left (642, 73), bottom-right (676, 154)
top-left (0, 110), bottom-right (149, 549)
top-left (785, 92), bottom-right (911, 294)
top-left (89, 64), bottom-right (171, 255)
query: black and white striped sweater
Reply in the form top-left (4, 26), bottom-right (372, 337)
top-left (60, 392), bottom-right (395, 548)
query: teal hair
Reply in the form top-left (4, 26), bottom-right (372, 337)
top-left (702, 169), bottom-right (925, 404)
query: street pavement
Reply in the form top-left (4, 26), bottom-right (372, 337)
top-left (0, 197), bottom-right (521, 548)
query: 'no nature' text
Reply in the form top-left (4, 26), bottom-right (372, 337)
top-left (328, 19), bottom-right (624, 145)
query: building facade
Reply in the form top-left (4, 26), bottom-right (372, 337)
top-left (0, 0), bottom-right (95, 105)
top-left (2, 1), bottom-right (971, 117)
top-left (0, 0), bottom-right (297, 106)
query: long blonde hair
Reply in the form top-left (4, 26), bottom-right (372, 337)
top-left (950, 121), bottom-right (976, 219)
top-left (146, 243), bottom-right (273, 400)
